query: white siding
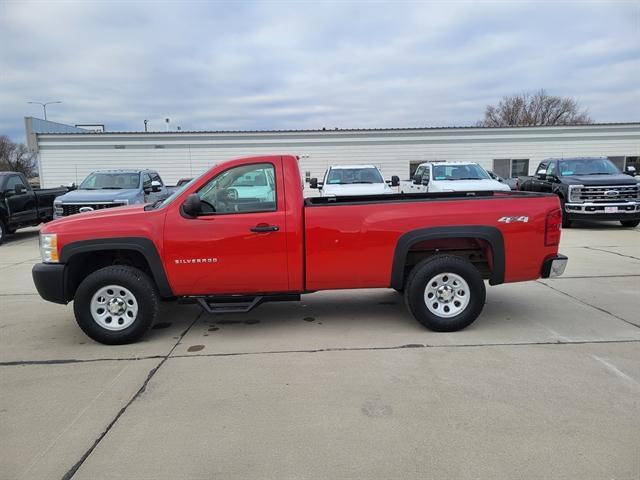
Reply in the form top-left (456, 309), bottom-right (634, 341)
top-left (36, 124), bottom-right (640, 189)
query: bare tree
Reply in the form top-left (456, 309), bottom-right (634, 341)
top-left (0, 136), bottom-right (38, 178)
top-left (479, 89), bottom-right (593, 127)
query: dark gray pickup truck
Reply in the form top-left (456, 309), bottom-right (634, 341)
top-left (0, 172), bottom-right (68, 245)
top-left (519, 157), bottom-right (640, 228)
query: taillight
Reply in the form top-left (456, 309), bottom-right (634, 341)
top-left (545, 208), bottom-right (562, 246)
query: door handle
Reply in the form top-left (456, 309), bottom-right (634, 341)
top-left (250, 224), bottom-right (279, 233)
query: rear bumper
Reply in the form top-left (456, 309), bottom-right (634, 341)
top-left (32, 263), bottom-right (68, 304)
top-left (541, 254), bottom-right (568, 279)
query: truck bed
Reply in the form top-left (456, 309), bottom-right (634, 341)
top-left (303, 190), bottom-right (559, 290)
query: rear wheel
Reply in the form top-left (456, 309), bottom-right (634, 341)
top-left (621, 220), bottom-right (640, 228)
top-left (73, 265), bottom-right (159, 344)
top-left (404, 255), bottom-right (486, 332)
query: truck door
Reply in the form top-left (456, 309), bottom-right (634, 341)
top-left (163, 159), bottom-right (289, 295)
top-left (4, 175), bottom-right (37, 226)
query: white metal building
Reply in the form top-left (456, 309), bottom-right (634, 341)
top-left (25, 118), bottom-right (640, 188)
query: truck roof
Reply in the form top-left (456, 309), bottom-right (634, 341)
top-left (88, 169), bottom-right (154, 174)
top-left (418, 161), bottom-right (481, 167)
top-left (328, 165), bottom-right (378, 170)
top-left (543, 156), bottom-right (608, 161)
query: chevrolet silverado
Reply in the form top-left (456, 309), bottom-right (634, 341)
top-left (32, 155), bottom-right (567, 344)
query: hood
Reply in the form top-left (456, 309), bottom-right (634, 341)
top-left (321, 183), bottom-right (393, 196)
top-left (433, 179), bottom-right (511, 192)
top-left (560, 174), bottom-right (639, 186)
top-left (55, 188), bottom-right (142, 203)
top-left (42, 204), bottom-right (148, 232)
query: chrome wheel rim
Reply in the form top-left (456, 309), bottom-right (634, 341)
top-left (90, 285), bottom-right (138, 331)
top-left (424, 272), bottom-right (470, 318)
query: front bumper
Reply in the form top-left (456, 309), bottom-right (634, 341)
top-left (32, 263), bottom-right (68, 304)
top-left (541, 254), bottom-right (568, 278)
top-left (564, 201), bottom-right (640, 221)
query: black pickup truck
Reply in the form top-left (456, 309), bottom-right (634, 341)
top-left (0, 172), bottom-right (68, 245)
top-left (519, 157), bottom-right (639, 228)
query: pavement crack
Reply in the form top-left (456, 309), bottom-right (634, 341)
top-left (60, 312), bottom-right (201, 480)
top-left (168, 338), bottom-right (640, 360)
top-left (584, 246), bottom-right (640, 262)
top-left (537, 280), bottom-right (640, 330)
top-left (0, 356), bottom-right (166, 367)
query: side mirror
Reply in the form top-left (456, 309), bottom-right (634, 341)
top-left (421, 177), bottom-right (430, 186)
top-left (67, 182), bottom-right (77, 191)
top-left (413, 173), bottom-right (422, 184)
top-left (181, 193), bottom-right (202, 218)
top-left (536, 169), bottom-right (547, 180)
top-left (151, 180), bottom-right (162, 192)
top-left (391, 175), bottom-right (400, 187)
top-left (15, 184), bottom-right (26, 195)
top-left (624, 165), bottom-right (636, 176)
top-left (309, 178), bottom-right (318, 189)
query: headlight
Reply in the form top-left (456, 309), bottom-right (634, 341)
top-left (40, 233), bottom-right (59, 263)
top-left (116, 199), bottom-right (129, 206)
top-left (568, 185), bottom-right (583, 203)
top-left (53, 202), bottom-right (63, 216)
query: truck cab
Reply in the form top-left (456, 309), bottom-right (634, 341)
top-left (401, 162), bottom-right (511, 194)
top-left (0, 172), bottom-right (67, 245)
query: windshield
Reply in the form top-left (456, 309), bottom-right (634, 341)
top-left (80, 172), bottom-right (140, 190)
top-left (326, 168), bottom-right (384, 184)
top-left (558, 158), bottom-right (621, 176)
top-left (432, 164), bottom-right (490, 181)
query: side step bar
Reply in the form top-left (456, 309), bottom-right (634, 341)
top-left (181, 294), bottom-right (301, 315)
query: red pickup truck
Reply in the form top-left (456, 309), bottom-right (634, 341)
top-left (32, 155), bottom-right (567, 344)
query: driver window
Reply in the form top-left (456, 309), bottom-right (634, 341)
top-left (546, 162), bottom-right (556, 176)
top-left (198, 163), bottom-right (277, 214)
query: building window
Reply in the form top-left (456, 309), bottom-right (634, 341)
top-left (493, 159), bottom-right (529, 178)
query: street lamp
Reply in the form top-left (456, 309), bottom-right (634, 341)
top-left (27, 101), bottom-right (62, 120)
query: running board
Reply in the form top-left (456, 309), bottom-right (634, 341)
top-left (183, 294), bottom-right (301, 315)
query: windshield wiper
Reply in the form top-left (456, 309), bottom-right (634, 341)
top-left (100, 187), bottom-right (124, 189)
top-left (582, 172), bottom-right (611, 175)
top-left (349, 181), bottom-right (374, 184)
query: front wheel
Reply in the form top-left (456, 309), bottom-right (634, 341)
top-left (0, 220), bottom-right (5, 245)
top-left (620, 220), bottom-right (640, 228)
top-left (404, 255), bottom-right (486, 332)
top-left (73, 266), bottom-right (159, 344)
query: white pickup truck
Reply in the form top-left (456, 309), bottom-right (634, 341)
top-left (400, 161), bottom-right (511, 194)
top-left (309, 165), bottom-right (399, 197)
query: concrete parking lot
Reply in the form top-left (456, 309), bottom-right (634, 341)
top-left (1, 223), bottom-right (639, 479)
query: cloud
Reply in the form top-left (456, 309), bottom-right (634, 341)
top-left (1, 0), bottom-right (638, 141)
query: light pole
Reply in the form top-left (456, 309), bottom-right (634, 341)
top-left (27, 101), bottom-right (62, 120)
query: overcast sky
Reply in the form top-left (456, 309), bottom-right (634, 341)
top-left (1, 0), bottom-right (638, 141)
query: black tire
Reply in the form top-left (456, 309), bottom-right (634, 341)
top-left (0, 220), bottom-right (5, 245)
top-left (404, 255), bottom-right (486, 332)
top-left (559, 199), bottom-right (572, 228)
top-left (73, 265), bottom-right (159, 344)
top-left (620, 220), bottom-right (640, 228)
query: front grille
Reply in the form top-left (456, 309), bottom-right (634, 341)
top-left (575, 185), bottom-right (639, 202)
top-left (61, 202), bottom-right (125, 216)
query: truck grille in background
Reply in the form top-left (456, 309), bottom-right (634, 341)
top-left (61, 203), bottom-right (125, 216)
top-left (574, 185), bottom-right (639, 202)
